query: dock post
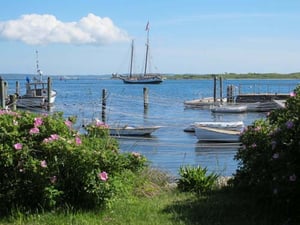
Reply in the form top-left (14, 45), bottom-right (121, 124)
top-left (16, 81), bottom-right (20, 96)
top-left (9, 94), bottom-right (17, 111)
top-left (0, 77), bottom-right (6, 109)
top-left (219, 76), bottom-right (223, 103)
top-left (47, 77), bottom-right (51, 110)
top-left (227, 85), bottom-right (234, 103)
top-left (143, 87), bottom-right (149, 109)
top-left (102, 89), bottom-right (107, 123)
top-left (213, 75), bottom-right (217, 102)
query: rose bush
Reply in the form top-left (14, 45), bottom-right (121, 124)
top-left (233, 86), bottom-right (300, 218)
top-left (0, 111), bottom-right (147, 213)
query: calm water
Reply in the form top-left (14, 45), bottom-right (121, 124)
top-left (5, 76), bottom-right (300, 177)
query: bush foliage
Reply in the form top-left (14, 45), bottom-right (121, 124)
top-left (0, 111), bottom-right (147, 214)
top-left (233, 86), bottom-right (300, 218)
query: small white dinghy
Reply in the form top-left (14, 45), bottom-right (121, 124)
top-left (184, 121), bottom-right (244, 133)
top-left (109, 125), bottom-right (162, 137)
top-left (195, 126), bottom-right (242, 142)
top-left (211, 104), bottom-right (247, 113)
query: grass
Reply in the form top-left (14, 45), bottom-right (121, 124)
top-left (1, 189), bottom-right (292, 225)
top-left (0, 169), bottom-right (297, 225)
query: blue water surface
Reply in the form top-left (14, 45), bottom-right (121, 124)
top-left (4, 75), bottom-right (300, 177)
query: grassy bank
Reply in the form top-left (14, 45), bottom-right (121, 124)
top-left (0, 187), bottom-right (292, 225)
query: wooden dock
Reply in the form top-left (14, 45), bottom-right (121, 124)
top-left (235, 93), bottom-right (289, 103)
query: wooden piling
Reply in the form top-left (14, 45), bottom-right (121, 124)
top-left (227, 85), bottom-right (234, 103)
top-left (16, 81), bottom-right (20, 96)
top-left (143, 87), bottom-right (149, 109)
top-left (102, 89), bottom-right (107, 122)
top-left (47, 77), bottom-right (51, 110)
top-left (9, 94), bottom-right (17, 110)
top-left (213, 75), bottom-right (217, 102)
top-left (219, 76), bottom-right (223, 103)
top-left (0, 77), bottom-right (6, 108)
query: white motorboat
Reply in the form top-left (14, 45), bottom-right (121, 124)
top-left (17, 51), bottom-right (57, 109)
top-left (184, 121), bottom-right (244, 132)
top-left (109, 125), bottom-right (162, 136)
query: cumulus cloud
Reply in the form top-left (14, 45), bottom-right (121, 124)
top-left (0, 13), bottom-right (130, 45)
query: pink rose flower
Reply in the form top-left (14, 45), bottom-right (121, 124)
top-left (40, 160), bottom-right (47, 168)
top-left (34, 117), bottom-right (43, 127)
top-left (65, 120), bottom-right (72, 128)
top-left (98, 171), bottom-right (108, 181)
top-left (75, 136), bottom-right (82, 145)
top-left (29, 127), bottom-right (40, 135)
top-left (14, 143), bottom-right (22, 150)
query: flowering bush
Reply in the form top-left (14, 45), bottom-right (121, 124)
top-left (233, 86), bottom-right (300, 216)
top-left (0, 111), bottom-right (147, 213)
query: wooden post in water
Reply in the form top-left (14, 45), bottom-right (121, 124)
top-left (16, 81), bottom-right (20, 96)
top-left (102, 89), bottom-right (107, 122)
top-left (227, 85), bottom-right (234, 103)
top-left (47, 77), bottom-right (51, 110)
top-left (143, 87), bottom-right (149, 109)
top-left (213, 75), bottom-right (217, 102)
top-left (9, 94), bottom-right (17, 110)
top-left (0, 77), bottom-right (6, 108)
top-left (219, 76), bottom-right (223, 103)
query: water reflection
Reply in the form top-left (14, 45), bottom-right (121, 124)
top-left (194, 142), bottom-right (241, 176)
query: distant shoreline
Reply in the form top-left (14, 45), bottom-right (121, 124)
top-left (2, 72), bottom-right (300, 80)
top-left (165, 72), bottom-right (300, 80)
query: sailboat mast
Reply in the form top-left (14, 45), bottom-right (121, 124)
top-left (144, 22), bottom-right (150, 77)
top-left (36, 50), bottom-right (42, 81)
top-left (129, 40), bottom-right (134, 78)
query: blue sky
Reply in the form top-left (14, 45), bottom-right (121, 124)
top-left (1, 0), bottom-right (300, 75)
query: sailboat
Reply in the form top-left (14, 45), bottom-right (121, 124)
top-left (119, 22), bottom-right (163, 84)
top-left (17, 51), bottom-right (57, 109)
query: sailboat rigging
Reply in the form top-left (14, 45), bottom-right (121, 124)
top-left (118, 22), bottom-right (163, 84)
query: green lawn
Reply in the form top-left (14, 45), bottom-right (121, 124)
top-left (0, 187), bottom-right (293, 225)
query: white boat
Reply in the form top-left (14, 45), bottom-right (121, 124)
top-left (211, 104), bottom-right (247, 113)
top-left (184, 97), bottom-right (226, 108)
top-left (17, 51), bottom-right (57, 109)
top-left (109, 125), bottom-right (162, 136)
top-left (119, 22), bottom-right (163, 84)
top-left (184, 121), bottom-right (244, 132)
top-left (195, 126), bottom-right (242, 142)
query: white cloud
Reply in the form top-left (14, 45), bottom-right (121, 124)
top-left (0, 13), bottom-right (130, 45)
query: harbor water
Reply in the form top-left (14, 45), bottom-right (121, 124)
top-left (5, 76), bottom-right (300, 177)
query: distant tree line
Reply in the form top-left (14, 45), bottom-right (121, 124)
top-left (166, 72), bottom-right (300, 80)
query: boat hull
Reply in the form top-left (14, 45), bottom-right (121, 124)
top-left (121, 77), bottom-right (163, 84)
top-left (195, 126), bottom-right (241, 142)
top-left (109, 126), bottom-right (161, 136)
top-left (17, 90), bottom-right (56, 108)
top-left (184, 121), bottom-right (244, 132)
top-left (211, 104), bottom-right (247, 113)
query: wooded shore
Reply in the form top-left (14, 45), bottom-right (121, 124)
top-left (166, 72), bottom-right (300, 80)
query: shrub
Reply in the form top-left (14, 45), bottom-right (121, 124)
top-left (0, 111), bottom-right (147, 214)
top-left (177, 165), bottom-right (219, 195)
top-left (232, 86), bottom-right (300, 219)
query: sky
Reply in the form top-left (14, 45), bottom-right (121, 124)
top-left (1, 0), bottom-right (300, 75)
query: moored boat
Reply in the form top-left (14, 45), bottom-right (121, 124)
top-left (109, 125), bottom-right (162, 136)
top-left (118, 22), bottom-right (163, 84)
top-left (17, 51), bottom-right (57, 109)
top-left (195, 126), bottom-right (242, 142)
top-left (184, 121), bottom-right (244, 132)
top-left (211, 104), bottom-right (247, 113)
